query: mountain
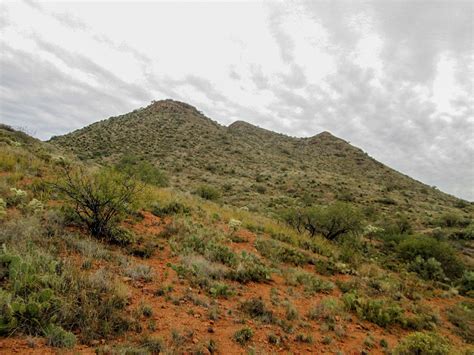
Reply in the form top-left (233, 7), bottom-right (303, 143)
top-left (1, 113), bottom-right (473, 354)
top-left (50, 99), bottom-right (465, 224)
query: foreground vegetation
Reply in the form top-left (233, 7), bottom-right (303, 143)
top-left (1, 121), bottom-right (473, 353)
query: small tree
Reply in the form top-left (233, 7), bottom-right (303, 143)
top-left (285, 203), bottom-right (362, 240)
top-left (54, 165), bottom-right (140, 240)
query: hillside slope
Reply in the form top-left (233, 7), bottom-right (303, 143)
top-left (50, 99), bottom-right (468, 225)
top-left (1, 124), bottom-right (473, 354)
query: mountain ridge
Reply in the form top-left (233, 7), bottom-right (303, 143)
top-left (49, 99), bottom-right (467, 224)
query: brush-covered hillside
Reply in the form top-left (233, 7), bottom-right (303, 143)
top-left (50, 100), bottom-right (468, 228)
top-left (0, 118), bottom-right (473, 355)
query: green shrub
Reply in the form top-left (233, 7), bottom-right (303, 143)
top-left (116, 155), bottom-right (169, 187)
top-left (205, 242), bottom-right (238, 267)
top-left (408, 256), bottom-right (446, 281)
top-left (208, 282), bottom-right (234, 298)
top-left (255, 238), bottom-right (311, 266)
top-left (150, 201), bottom-right (190, 217)
top-left (437, 213), bottom-right (465, 228)
top-left (301, 202), bottom-right (363, 240)
top-left (0, 249), bottom-right (63, 335)
top-left (45, 325), bottom-right (77, 348)
top-left (384, 215), bottom-right (412, 235)
top-left (284, 301), bottom-right (299, 321)
top-left (458, 271), bottom-right (474, 297)
top-left (393, 332), bottom-right (450, 355)
top-left (228, 252), bottom-right (272, 283)
top-left (286, 269), bottom-right (334, 294)
top-left (343, 293), bottom-right (403, 327)
top-left (0, 247), bottom-right (131, 343)
top-left (108, 226), bottom-right (136, 246)
top-left (240, 297), bottom-right (274, 323)
top-left (446, 302), bottom-right (473, 343)
top-left (402, 305), bottom-right (440, 331)
top-left (308, 298), bottom-right (343, 325)
top-left (233, 327), bottom-right (253, 345)
top-left (397, 236), bottom-right (464, 279)
top-left (195, 185), bottom-right (220, 201)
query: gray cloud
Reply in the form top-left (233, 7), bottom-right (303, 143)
top-left (0, 0), bottom-right (472, 200)
top-left (0, 42), bottom-right (152, 139)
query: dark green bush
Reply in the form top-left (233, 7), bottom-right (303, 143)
top-left (150, 201), bottom-right (190, 217)
top-left (408, 256), bottom-right (446, 281)
top-left (205, 242), bottom-right (238, 267)
top-left (116, 155), bottom-right (169, 187)
top-left (240, 297), bottom-right (274, 323)
top-left (384, 215), bottom-right (412, 235)
top-left (195, 185), bottom-right (220, 201)
top-left (458, 271), bottom-right (474, 297)
top-left (437, 213), bottom-right (469, 228)
top-left (397, 236), bottom-right (464, 279)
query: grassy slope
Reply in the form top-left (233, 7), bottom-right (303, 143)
top-left (1, 124), bottom-right (473, 354)
top-left (49, 100), bottom-right (470, 227)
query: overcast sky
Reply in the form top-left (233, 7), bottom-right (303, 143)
top-left (0, 0), bottom-right (473, 200)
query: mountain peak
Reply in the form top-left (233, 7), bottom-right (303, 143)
top-left (315, 131), bottom-right (335, 138)
top-left (228, 120), bottom-right (257, 130)
top-left (146, 99), bottom-right (202, 115)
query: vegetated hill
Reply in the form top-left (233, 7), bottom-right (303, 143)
top-left (50, 99), bottom-right (468, 225)
top-left (1, 124), bottom-right (473, 354)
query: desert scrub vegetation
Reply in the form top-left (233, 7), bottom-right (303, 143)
top-left (169, 222), bottom-right (272, 286)
top-left (284, 268), bottom-right (334, 294)
top-left (54, 165), bottom-right (141, 244)
top-left (150, 200), bottom-right (190, 217)
top-left (343, 292), bottom-right (404, 327)
top-left (195, 184), bottom-right (220, 201)
top-left (393, 332), bottom-right (451, 355)
top-left (446, 301), bottom-right (473, 343)
top-left (308, 297), bottom-right (346, 331)
top-left (239, 297), bottom-right (274, 323)
top-left (255, 237), bottom-right (313, 266)
top-left (396, 235), bottom-right (465, 280)
top-left (233, 327), bottom-right (254, 345)
top-left (115, 154), bottom-right (169, 187)
top-left (0, 245), bottom-right (132, 345)
top-left (458, 271), bottom-right (474, 297)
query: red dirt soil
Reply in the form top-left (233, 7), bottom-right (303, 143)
top-left (1, 211), bottom-right (471, 354)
